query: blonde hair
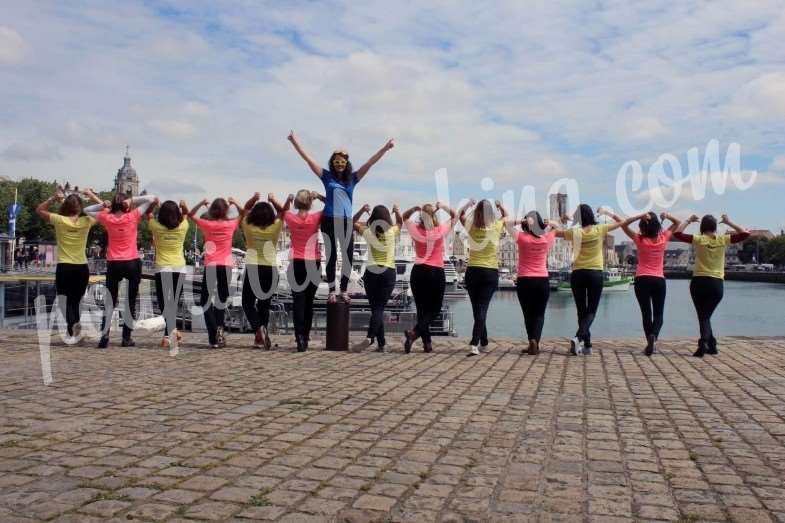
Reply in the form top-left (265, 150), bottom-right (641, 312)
top-left (294, 189), bottom-right (313, 210)
top-left (418, 204), bottom-right (440, 229)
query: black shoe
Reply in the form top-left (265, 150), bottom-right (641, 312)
top-left (403, 330), bottom-right (414, 354)
top-left (645, 334), bottom-right (656, 356)
top-left (296, 335), bottom-right (306, 352)
top-left (121, 338), bottom-right (135, 347)
top-left (423, 342), bottom-right (433, 353)
top-left (693, 340), bottom-right (706, 358)
top-left (706, 337), bottom-right (718, 355)
top-left (98, 336), bottom-right (109, 349)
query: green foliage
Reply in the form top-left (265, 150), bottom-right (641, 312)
top-left (764, 235), bottom-right (785, 266)
top-left (0, 178), bottom-right (59, 241)
top-left (739, 236), bottom-right (769, 264)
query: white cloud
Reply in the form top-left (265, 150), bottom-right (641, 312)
top-left (730, 73), bottom-right (785, 121)
top-left (1, 143), bottom-right (61, 162)
top-left (147, 119), bottom-right (198, 140)
top-left (0, 26), bottom-right (25, 65)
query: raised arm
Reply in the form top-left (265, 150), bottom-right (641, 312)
top-left (402, 205), bottom-right (421, 222)
top-left (281, 194), bottom-right (294, 215)
top-left (36, 189), bottom-right (65, 223)
top-left (178, 200), bottom-right (190, 223)
top-left (355, 139), bottom-right (395, 181)
top-left (287, 130), bottom-right (323, 178)
top-left (227, 197), bottom-right (243, 218)
top-left (552, 215), bottom-right (572, 238)
top-left (188, 199), bottom-right (209, 219)
top-left (675, 214), bottom-right (698, 235)
top-left (82, 188), bottom-right (104, 206)
top-left (130, 194), bottom-right (157, 214)
top-left (243, 192), bottom-right (261, 216)
top-left (392, 204), bottom-right (403, 227)
top-left (353, 204), bottom-right (370, 233)
top-left (720, 214), bottom-right (746, 235)
top-left (310, 191), bottom-right (326, 204)
top-left (495, 200), bottom-right (509, 221)
top-left (660, 212), bottom-right (681, 233)
top-left (144, 197), bottom-right (160, 221)
top-left (458, 200), bottom-right (475, 228)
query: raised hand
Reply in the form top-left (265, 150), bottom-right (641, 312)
top-left (689, 214), bottom-right (700, 223)
top-left (54, 190), bottom-right (65, 202)
top-left (287, 193), bottom-right (295, 202)
top-left (383, 138), bottom-right (395, 151)
top-left (392, 204), bottom-right (400, 214)
top-left (287, 130), bottom-right (297, 144)
top-left (361, 203), bottom-right (371, 214)
top-left (720, 214), bottom-right (730, 224)
top-left (201, 198), bottom-right (210, 207)
top-left (495, 200), bottom-right (502, 209)
top-left (179, 199), bottom-right (187, 208)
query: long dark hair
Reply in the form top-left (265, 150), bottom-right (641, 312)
top-left (157, 200), bottom-right (182, 230)
top-left (577, 204), bottom-right (597, 226)
top-left (522, 211), bottom-right (546, 238)
top-left (700, 214), bottom-right (717, 234)
top-left (368, 205), bottom-right (392, 239)
top-left (59, 194), bottom-right (83, 217)
top-left (207, 198), bottom-right (229, 220)
top-left (472, 200), bottom-right (494, 229)
top-left (247, 201), bottom-right (276, 228)
top-left (109, 193), bottom-right (128, 213)
top-left (327, 151), bottom-right (353, 184)
top-left (639, 212), bottom-right (661, 239)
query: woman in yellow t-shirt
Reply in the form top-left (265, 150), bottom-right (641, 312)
top-left (240, 192), bottom-right (292, 350)
top-left (36, 187), bottom-right (103, 339)
top-left (351, 203), bottom-right (403, 352)
top-left (673, 213), bottom-right (750, 357)
top-left (556, 204), bottom-right (623, 356)
top-left (459, 199), bottom-right (508, 356)
top-left (145, 199), bottom-right (191, 349)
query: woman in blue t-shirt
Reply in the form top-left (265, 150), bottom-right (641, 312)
top-left (287, 130), bottom-right (394, 303)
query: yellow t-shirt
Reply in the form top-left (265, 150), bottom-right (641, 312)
top-left (467, 220), bottom-right (505, 269)
top-left (49, 214), bottom-right (95, 265)
top-left (362, 225), bottom-right (400, 269)
top-left (564, 224), bottom-right (609, 270)
top-left (242, 218), bottom-right (283, 266)
top-left (150, 219), bottom-right (188, 268)
top-left (692, 234), bottom-right (731, 279)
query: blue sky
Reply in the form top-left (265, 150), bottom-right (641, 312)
top-left (1, 1), bottom-right (784, 232)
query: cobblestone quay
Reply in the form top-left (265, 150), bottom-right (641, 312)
top-left (1, 330), bottom-right (784, 522)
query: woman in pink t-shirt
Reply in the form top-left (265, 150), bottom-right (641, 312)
top-left (401, 201), bottom-right (467, 353)
top-left (506, 211), bottom-right (557, 356)
top-left (90, 193), bottom-right (157, 349)
top-left (189, 197), bottom-right (243, 348)
top-left (283, 189), bottom-right (325, 352)
top-left (602, 210), bottom-right (681, 356)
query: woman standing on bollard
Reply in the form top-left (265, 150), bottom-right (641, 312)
top-left (461, 199), bottom-right (508, 356)
top-left (36, 187), bottom-right (103, 340)
top-left (286, 131), bottom-right (394, 304)
top-left (673, 214), bottom-right (750, 357)
top-left (189, 197), bottom-right (243, 348)
top-left (145, 198), bottom-right (191, 350)
top-left (240, 192), bottom-right (292, 350)
top-left (284, 190), bottom-right (325, 352)
top-left (352, 203), bottom-right (402, 352)
top-left (402, 202), bottom-right (464, 354)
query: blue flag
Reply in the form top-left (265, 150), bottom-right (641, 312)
top-left (8, 203), bottom-right (21, 238)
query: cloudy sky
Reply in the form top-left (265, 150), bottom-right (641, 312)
top-left (1, 1), bottom-right (784, 231)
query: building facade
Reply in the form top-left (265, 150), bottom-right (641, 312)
top-left (114, 147), bottom-right (139, 197)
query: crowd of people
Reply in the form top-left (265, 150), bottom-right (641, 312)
top-left (36, 133), bottom-right (753, 358)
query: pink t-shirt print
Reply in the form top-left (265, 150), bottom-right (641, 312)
top-left (195, 218), bottom-right (239, 266)
top-left (285, 211), bottom-right (322, 260)
top-left (96, 208), bottom-right (142, 261)
top-left (405, 221), bottom-right (450, 268)
top-left (516, 230), bottom-right (556, 278)
top-left (634, 230), bottom-right (672, 278)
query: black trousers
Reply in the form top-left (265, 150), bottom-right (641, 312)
top-left (102, 259), bottom-right (142, 340)
top-left (464, 267), bottom-right (499, 346)
top-left (200, 265), bottom-right (232, 344)
top-left (690, 276), bottom-right (723, 347)
top-left (515, 277), bottom-right (550, 342)
top-left (288, 259), bottom-right (320, 340)
top-left (155, 271), bottom-right (185, 336)
top-left (634, 276), bottom-right (666, 339)
top-left (242, 265), bottom-right (277, 331)
top-left (55, 263), bottom-right (89, 335)
top-left (363, 267), bottom-right (396, 346)
top-left (320, 216), bottom-right (354, 293)
top-left (409, 264), bottom-right (446, 344)
top-left (570, 269), bottom-right (603, 343)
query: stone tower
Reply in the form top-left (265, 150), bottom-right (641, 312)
top-left (114, 146), bottom-right (139, 197)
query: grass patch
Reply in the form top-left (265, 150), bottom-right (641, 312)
top-left (688, 451), bottom-right (698, 461)
top-left (0, 440), bottom-right (18, 448)
top-left (678, 513), bottom-right (700, 523)
top-left (92, 491), bottom-right (131, 502)
top-left (359, 483), bottom-right (370, 492)
top-left (249, 489), bottom-right (272, 507)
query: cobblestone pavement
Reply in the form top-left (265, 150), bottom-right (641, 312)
top-left (1, 329), bottom-right (784, 523)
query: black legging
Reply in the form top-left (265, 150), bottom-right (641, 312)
top-left (102, 259), bottom-right (142, 340)
top-left (321, 216), bottom-right (354, 293)
top-left (288, 259), bottom-right (320, 340)
top-left (200, 265), bottom-right (232, 345)
top-left (409, 264), bottom-right (446, 344)
top-left (55, 263), bottom-right (89, 335)
top-left (689, 276), bottom-right (723, 348)
top-left (570, 269), bottom-right (603, 343)
top-left (634, 276), bottom-right (666, 339)
top-left (242, 265), bottom-right (277, 331)
top-left (363, 267), bottom-right (396, 347)
top-left (155, 271), bottom-right (185, 336)
top-left (515, 277), bottom-right (550, 342)
top-left (464, 267), bottom-right (499, 346)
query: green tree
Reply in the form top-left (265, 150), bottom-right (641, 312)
top-left (764, 236), bottom-right (785, 267)
top-left (739, 236), bottom-right (769, 264)
top-left (0, 178), bottom-right (58, 241)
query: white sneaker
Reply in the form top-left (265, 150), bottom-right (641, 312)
top-left (469, 345), bottom-right (480, 356)
top-left (351, 338), bottom-right (373, 352)
top-left (570, 337), bottom-right (583, 356)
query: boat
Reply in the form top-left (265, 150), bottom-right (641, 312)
top-left (553, 268), bottom-right (632, 292)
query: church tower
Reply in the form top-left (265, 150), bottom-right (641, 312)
top-left (114, 146), bottom-right (139, 197)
